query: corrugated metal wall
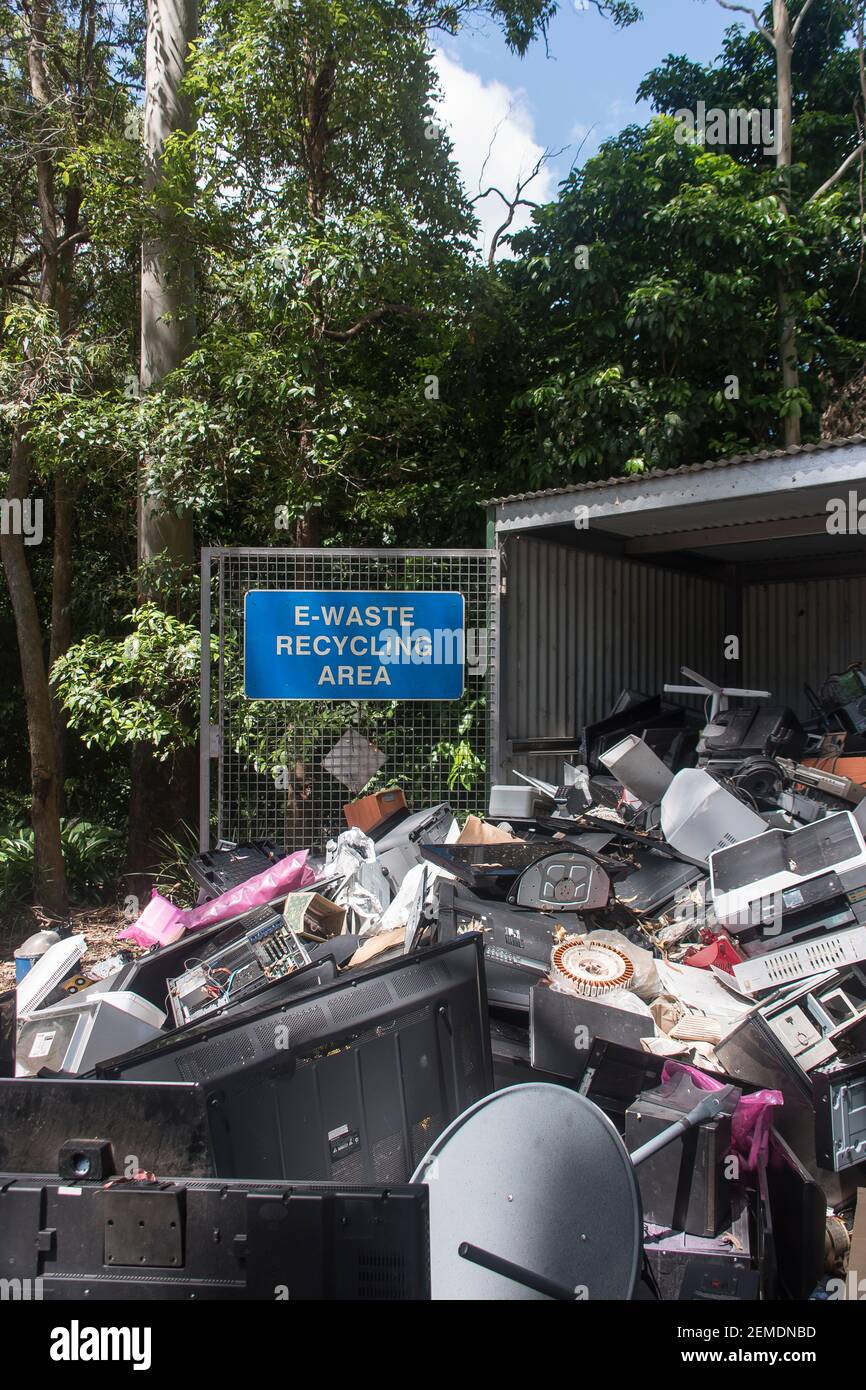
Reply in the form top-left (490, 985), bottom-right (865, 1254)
top-left (743, 577), bottom-right (866, 717)
top-left (501, 536), bottom-right (728, 781)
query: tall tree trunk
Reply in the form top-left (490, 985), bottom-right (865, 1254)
top-left (127, 0), bottom-right (198, 896)
top-left (2, 434), bottom-right (69, 917)
top-left (293, 44), bottom-right (335, 549)
top-left (0, 0), bottom-right (70, 915)
top-left (49, 471), bottom-right (74, 804)
top-left (49, 184), bottom-right (83, 806)
top-left (774, 0), bottom-right (801, 446)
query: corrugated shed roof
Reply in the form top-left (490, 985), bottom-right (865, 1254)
top-left (484, 433), bottom-right (866, 507)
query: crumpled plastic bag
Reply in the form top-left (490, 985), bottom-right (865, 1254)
top-left (660, 1059), bottom-right (784, 1176)
top-left (323, 828), bottom-right (391, 936)
top-left (117, 893), bottom-right (185, 949)
top-left (119, 849), bottom-right (315, 948)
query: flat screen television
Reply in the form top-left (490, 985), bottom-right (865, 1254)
top-left (0, 1174), bottom-right (429, 1300)
top-left (98, 937), bottom-right (491, 1185)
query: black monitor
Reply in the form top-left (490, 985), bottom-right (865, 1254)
top-left (0, 1174), bottom-right (429, 1300)
top-left (98, 937), bottom-right (492, 1185)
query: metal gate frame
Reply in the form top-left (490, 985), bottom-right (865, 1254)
top-left (199, 547), bottom-right (500, 852)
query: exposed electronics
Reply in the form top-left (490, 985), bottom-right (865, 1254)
top-left (436, 879), bottom-right (563, 1013)
top-left (98, 937), bottom-right (492, 1185)
top-left (549, 937), bottom-right (635, 998)
top-left (16, 992), bottom-right (166, 1078)
top-left (625, 1074), bottom-right (741, 1238)
top-left (0, 1174), bottom-right (429, 1300)
top-left (820, 667), bottom-right (866, 733)
top-left (187, 840), bottom-right (287, 900)
top-left (710, 812), bottom-right (866, 926)
top-left (167, 905), bottom-right (311, 1026)
top-left (373, 802), bottom-right (455, 888)
top-left (529, 983), bottom-right (654, 1081)
top-left (660, 769), bottom-right (767, 865)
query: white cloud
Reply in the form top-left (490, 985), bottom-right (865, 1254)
top-left (432, 49), bottom-right (558, 260)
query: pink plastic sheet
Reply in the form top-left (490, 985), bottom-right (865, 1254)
top-left (660, 1059), bottom-right (784, 1176)
top-left (119, 850), bottom-right (315, 948)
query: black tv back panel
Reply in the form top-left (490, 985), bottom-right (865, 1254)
top-left (0, 1175), bottom-right (429, 1300)
top-left (187, 841), bottom-right (286, 900)
top-left (98, 937), bottom-right (492, 1185)
top-left (0, 1078), bottom-right (214, 1177)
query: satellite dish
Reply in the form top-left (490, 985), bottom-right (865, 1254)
top-left (412, 1083), bottom-right (642, 1300)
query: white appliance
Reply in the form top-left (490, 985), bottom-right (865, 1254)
top-left (16, 934), bottom-right (86, 1019)
top-left (710, 810), bottom-right (866, 924)
top-left (660, 768), bottom-right (767, 864)
top-left (599, 734), bottom-right (674, 805)
top-left (16, 991), bottom-right (165, 1077)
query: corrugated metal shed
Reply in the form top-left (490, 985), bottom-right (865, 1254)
top-left (489, 437), bottom-right (866, 783)
top-left (484, 434), bottom-right (866, 506)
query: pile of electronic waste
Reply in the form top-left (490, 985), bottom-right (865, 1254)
top-left (4, 666), bottom-right (866, 1300)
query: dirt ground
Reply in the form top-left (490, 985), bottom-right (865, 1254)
top-left (0, 903), bottom-right (139, 993)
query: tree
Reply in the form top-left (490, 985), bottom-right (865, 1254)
top-left (643, 0), bottom-right (866, 444)
top-left (126, 0), bottom-right (200, 892)
top-left (0, 1), bottom-right (116, 916)
top-left (502, 115), bottom-right (863, 483)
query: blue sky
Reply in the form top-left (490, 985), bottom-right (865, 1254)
top-left (433, 0), bottom-right (742, 255)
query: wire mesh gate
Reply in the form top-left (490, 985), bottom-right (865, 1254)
top-left (200, 548), bottom-right (499, 851)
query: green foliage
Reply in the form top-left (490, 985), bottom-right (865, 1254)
top-left (0, 819), bottom-right (123, 909)
top-left (51, 605), bottom-right (214, 758)
top-left (150, 821), bottom-right (202, 909)
top-left (501, 112), bottom-right (864, 484)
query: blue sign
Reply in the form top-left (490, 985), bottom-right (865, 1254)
top-left (244, 590), bottom-right (466, 700)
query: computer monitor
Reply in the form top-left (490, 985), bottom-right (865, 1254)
top-left (98, 936), bottom-right (492, 1185)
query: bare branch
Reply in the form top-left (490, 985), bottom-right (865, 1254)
top-left (323, 304), bottom-right (426, 341)
top-left (714, 0), bottom-right (775, 47)
top-left (808, 140), bottom-right (866, 202)
top-left (477, 145), bottom-right (565, 265)
top-left (791, 0), bottom-right (818, 44)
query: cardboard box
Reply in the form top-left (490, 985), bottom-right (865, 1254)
top-left (343, 787), bottom-right (407, 833)
top-left (457, 814), bottom-right (522, 846)
top-left (283, 891), bottom-right (346, 941)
